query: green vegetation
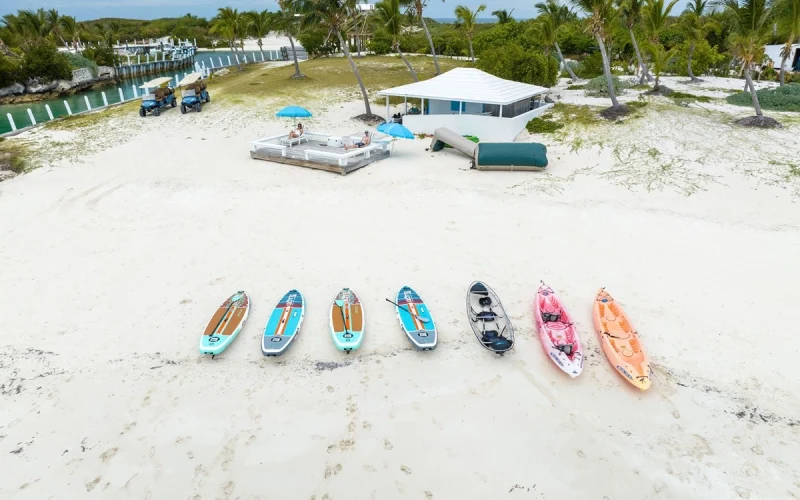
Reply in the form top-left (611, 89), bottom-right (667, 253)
top-left (726, 83), bottom-right (800, 112)
top-left (566, 83), bottom-right (586, 90)
top-left (669, 91), bottom-right (712, 102)
top-left (552, 102), bottom-right (603, 127)
top-left (584, 75), bottom-right (630, 97)
top-left (0, 137), bottom-right (32, 173)
top-left (526, 114), bottom-right (565, 133)
top-left (476, 45), bottom-right (560, 87)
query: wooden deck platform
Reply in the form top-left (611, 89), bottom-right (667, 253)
top-left (250, 132), bottom-right (391, 175)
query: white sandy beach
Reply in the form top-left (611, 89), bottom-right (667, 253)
top-left (1, 72), bottom-right (800, 499)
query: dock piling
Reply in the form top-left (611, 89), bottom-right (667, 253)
top-left (45, 104), bottom-right (54, 120)
top-left (64, 101), bottom-right (72, 115)
top-left (27, 109), bottom-right (36, 126)
top-left (6, 113), bottom-right (16, 132)
top-left (118, 88), bottom-right (124, 102)
top-left (101, 92), bottom-right (109, 107)
top-left (84, 96), bottom-right (92, 111)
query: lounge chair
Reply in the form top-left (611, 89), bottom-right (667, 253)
top-left (281, 132), bottom-right (308, 146)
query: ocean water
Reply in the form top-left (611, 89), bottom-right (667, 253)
top-left (432, 18), bottom-right (498, 24)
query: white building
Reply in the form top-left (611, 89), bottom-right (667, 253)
top-left (377, 68), bottom-right (553, 142)
top-left (764, 44), bottom-right (800, 72)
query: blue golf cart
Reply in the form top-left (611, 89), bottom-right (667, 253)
top-left (138, 77), bottom-right (177, 117)
top-left (177, 72), bottom-right (210, 114)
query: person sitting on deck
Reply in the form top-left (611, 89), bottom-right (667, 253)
top-left (288, 123), bottom-right (304, 140)
top-left (344, 131), bottom-right (371, 151)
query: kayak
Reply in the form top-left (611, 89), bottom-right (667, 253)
top-left (466, 281), bottom-right (514, 355)
top-left (593, 289), bottom-right (651, 390)
top-left (533, 283), bottom-right (584, 377)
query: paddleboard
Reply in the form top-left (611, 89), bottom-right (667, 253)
top-left (466, 281), bottom-right (514, 354)
top-left (262, 289), bottom-right (304, 356)
top-left (533, 283), bottom-right (584, 377)
top-left (593, 289), bottom-right (651, 390)
top-left (200, 291), bottom-right (250, 356)
top-left (394, 286), bottom-right (437, 350)
top-left (329, 288), bottom-right (365, 352)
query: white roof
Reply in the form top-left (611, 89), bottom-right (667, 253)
top-left (377, 68), bottom-right (549, 105)
top-left (178, 72), bottom-right (203, 86)
top-left (139, 77), bottom-right (173, 89)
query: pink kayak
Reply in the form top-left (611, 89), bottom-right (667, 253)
top-left (533, 283), bottom-right (584, 377)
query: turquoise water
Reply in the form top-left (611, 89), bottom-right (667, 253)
top-left (0, 49), bottom-right (279, 135)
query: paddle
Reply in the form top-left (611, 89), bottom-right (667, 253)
top-left (334, 298), bottom-right (351, 338)
top-left (385, 298), bottom-right (431, 323)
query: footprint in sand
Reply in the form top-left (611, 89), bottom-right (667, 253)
top-left (99, 447), bottom-right (118, 462)
top-left (348, 421), bottom-right (356, 432)
top-left (425, 492), bottom-right (434, 499)
top-left (326, 386), bottom-right (335, 393)
top-left (85, 477), bottom-right (101, 492)
top-left (362, 421), bottom-right (372, 430)
top-left (384, 439), bottom-right (394, 450)
top-left (363, 465), bottom-right (376, 473)
top-left (400, 465), bottom-right (412, 475)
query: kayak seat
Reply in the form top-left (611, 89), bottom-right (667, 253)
top-left (541, 311), bottom-right (562, 323)
top-left (475, 311), bottom-right (498, 322)
top-left (470, 283), bottom-right (489, 296)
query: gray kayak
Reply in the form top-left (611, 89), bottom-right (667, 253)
top-left (466, 281), bottom-right (515, 355)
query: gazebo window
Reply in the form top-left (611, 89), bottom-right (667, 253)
top-left (450, 101), bottom-right (466, 113)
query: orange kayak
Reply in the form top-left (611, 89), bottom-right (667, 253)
top-left (593, 289), bottom-right (651, 390)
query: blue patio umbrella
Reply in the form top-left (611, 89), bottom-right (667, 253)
top-left (276, 105), bottom-right (312, 118)
top-left (377, 122), bottom-right (414, 139)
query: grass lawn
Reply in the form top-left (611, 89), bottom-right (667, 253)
top-left (209, 56), bottom-right (470, 107)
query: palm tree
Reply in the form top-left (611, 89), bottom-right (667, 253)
top-left (59, 16), bottom-right (81, 50)
top-left (645, 42), bottom-right (675, 90)
top-left (454, 4), bottom-right (486, 61)
top-left (375, 0), bottom-right (419, 80)
top-left (776, 0), bottom-right (800, 85)
top-left (492, 9), bottom-right (515, 23)
top-left (402, 0), bottom-right (445, 75)
top-left (211, 7), bottom-right (245, 71)
top-left (301, 0), bottom-right (376, 117)
top-left (105, 20), bottom-right (121, 46)
top-left (571, 0), bottom-right (622, 109)
top-left (642, 0), bottom-right (679, 43)
top-left (536, 0), bottom-right (581, 80)
top-left (720, 0), bottom-right (776, 120)
top-left (617, 0), bottom-right (651, 83)
top-left (275, 0), bottom-right (304, 78)
top-left (681, 0), bottom-right (718, 82)
top-left (17, 9), bottom-right (51, 39)
top-left (247, 9), bottom-right (273, 61)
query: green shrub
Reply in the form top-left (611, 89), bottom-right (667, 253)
top-left (669, 91), bottom-right (712, 103)
top-left (20, 39), bottom-right (72, 82)
top-left (0, 55), bottom-right (22, 87)
top-left (566, 84), bottom-right (586, 90)
top-left (476, 44), bottom-right (559, 87)
top-left (556, 21), bottom-right (595, 56)
top-left (574, 52), bottom-right (603, 78)
top-left (298, 28), bottom-right (339, 58)
top-left (667, 40), bottom-right (727, 77)
top-left (81, 45), bottom-right (121, 67)
top-left (584, 75), bottom-right (629, 97)
top-left (725, 83), bottom-right (800, 112)
top-left (526, 114), bottom-right (564, 133)
top-left (370, 31), bottom-right (393, 56)
top-left (65, 53), bottom-right (98, 77)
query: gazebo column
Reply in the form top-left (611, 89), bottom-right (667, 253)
top-left (404, 96), bottom-right (407, 114)
top-left (499, 105), bottom-right (503, 118)
top-left (386, 95), bottom-right (390, 121)
top-left (421, 98), bottom-right (425, 115)
top-left (459, 101), bottom-right (463, 115)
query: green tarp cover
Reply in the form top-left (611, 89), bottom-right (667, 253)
top-left (476, 143), bottom-right (548, 168)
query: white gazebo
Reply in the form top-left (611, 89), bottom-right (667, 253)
top-left (377, 68), bottom-right (553, 142)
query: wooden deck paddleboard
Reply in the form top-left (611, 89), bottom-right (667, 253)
top-left (200, 291), bottom-right (250, 356)
top-left (394, 286), bottom-right (437, 350)
top-left (262, 289), bottom-right (304, 356)
top-left (329, 288), bottom-right (364, 352)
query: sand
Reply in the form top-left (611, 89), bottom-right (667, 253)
top-left (1, 72), bottom-right (800, 500)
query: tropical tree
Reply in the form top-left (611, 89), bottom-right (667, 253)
top-left (45, 9), bottom-right (69, 46)
top-left (719, 0), bottom-right (775, 120)
top-left (454, 4), bottom-right (486, 61)
top-left (645, 42), bottom-right (675, 90)
top-left (617, 0), bottom-right (651, 82)
top-left (59, 16), bottom-right (81, 49)
top-left (681, 0), bottom-right (718, 82)
top-left (776, 0), bottom-right (800, 85)
top-left (571, 0), bottom-right (623, 109)
top-left (301, 0), bottom-right (375, 117)
top-left (642, 0), bottom-right (679, 43)
top-left (402, 0), bottom-right (445, 74)
top-left (536, 0), bottom-right (581, 80)
top-left (17, 9), bottom-right (51, 39)
top-left (375, 0), bottom-right (419, 80)
top-left (210, 7), bottom-right (245, 70)
top-left (492, 9), bottom-right (515, 23)
top-left (247, 9), bottom-right (273, 61)
top-left (275, 0), bottom-right (304, 78)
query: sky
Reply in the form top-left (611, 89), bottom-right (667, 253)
top-left (2, 0), bottom-right (543, 22)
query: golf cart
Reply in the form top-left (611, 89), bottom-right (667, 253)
top-left (138, 77), bottom-right (176, 117)
top-left (177, 72), bottom-right (210, 114)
